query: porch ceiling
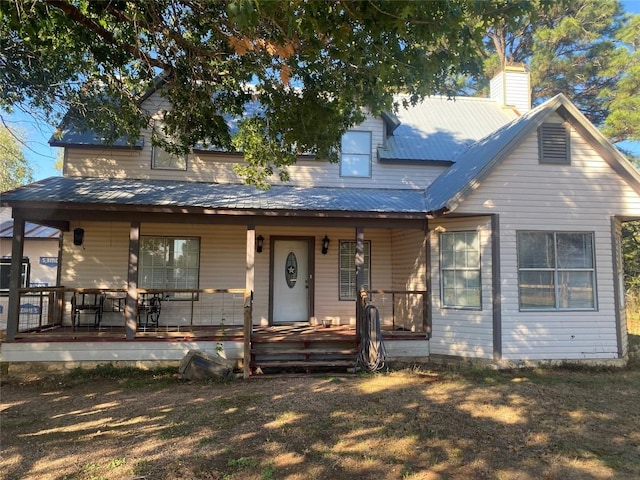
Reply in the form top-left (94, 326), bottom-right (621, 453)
top-left (1, 176), bottom-right (428, 218)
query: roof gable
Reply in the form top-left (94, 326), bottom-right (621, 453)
top-left (425, 94), bottom-right (640, 215)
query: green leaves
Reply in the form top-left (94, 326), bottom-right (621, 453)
top-left (0, 126), bottom-right (33, 191)
top-left (0, 0), bottom-right (535, 186)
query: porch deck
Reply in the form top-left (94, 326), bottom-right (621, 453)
top-left (10, 323), bottom-right (423, 342)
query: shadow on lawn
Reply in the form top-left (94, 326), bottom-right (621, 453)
top-left (1, 361), bottom-right (640, 480)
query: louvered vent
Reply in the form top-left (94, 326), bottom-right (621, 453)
top-left (538, 123), bottom-right (570, 164)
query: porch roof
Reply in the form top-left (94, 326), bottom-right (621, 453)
top-left (1, 176), bottom-right (427, 216)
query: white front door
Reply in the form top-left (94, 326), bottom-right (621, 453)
top-left (273, 240), bottom-right (309, 323)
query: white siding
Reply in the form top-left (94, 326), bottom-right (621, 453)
top-left (390, 229), bottom-right (427, 331)
top-left (457, 120), bottom-right (640, 360)
top-left (490, 69), bottom-right (531, 113)
top-left (429, 217), bottom-right (494, 359)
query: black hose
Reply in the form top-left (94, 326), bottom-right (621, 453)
top-left (357, 302), bottom-right (387, 372)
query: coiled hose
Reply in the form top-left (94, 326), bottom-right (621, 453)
top-left (357, 302), bottom-right (387, 372)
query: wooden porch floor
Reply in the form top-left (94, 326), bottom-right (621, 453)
top-left (11, 323), bottom-right (423, 342)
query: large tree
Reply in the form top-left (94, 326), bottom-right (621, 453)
top-left (470, 0), bottom-right (629, 127)
top-left (601, 13), bottom-right (640, 143)
top-left (0, 125), bottom-right (33, 192)
top-left (0, 0), bottom-right (535, 187)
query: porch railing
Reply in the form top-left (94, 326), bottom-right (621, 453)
top-left (1, 287), bottom-right (66, 332)
top-left (361, 289), bottom-right (429, 335)
top-left (7, 286), bottom-right (250, 337)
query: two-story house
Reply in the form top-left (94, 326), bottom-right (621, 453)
top-left (2, 66), bottom-right (640, 375)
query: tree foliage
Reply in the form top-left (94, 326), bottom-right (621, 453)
top-left (472, 0), bottom-right (627, 127)
top-left (0, 0), bottom-right (535, 186)
top-left (0, 125), bottom-right (33, 192)
top-left (601, 14), bottom-right (640, 143)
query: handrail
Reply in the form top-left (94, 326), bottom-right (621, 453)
top-left (362, 288), bottom-right (428, 334)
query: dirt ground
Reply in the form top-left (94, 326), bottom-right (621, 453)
top-left (1, 362), bottom-right (640, 480)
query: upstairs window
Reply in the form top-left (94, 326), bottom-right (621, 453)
top-left (517, 231), bottom-right (595, 310)
top-left (151, 121), bottom-right (187, 170)
top-left (538, 123), bottom-right (570, 165)
top-left (340, 131), bottom-right (371, 177)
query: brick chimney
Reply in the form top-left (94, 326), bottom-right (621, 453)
top-left (490, 63), bottom-right (531, 114)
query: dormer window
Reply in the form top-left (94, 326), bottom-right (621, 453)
top-left (151, 121), bottom-right (187, 171)
top-left (538, 123), bottom-right (570, 165)
top-left (340, 131), bottom-right (371, 177)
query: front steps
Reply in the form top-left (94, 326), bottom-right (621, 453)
top-left (250, 334), bottom-right (359, 375)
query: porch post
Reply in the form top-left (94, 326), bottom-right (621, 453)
top-left (355, 227), bottom-right (365, 339)
top-left (244, 226), bottom-right (256, 379)
top-left (6, 215), bottom-right (25, 341)
top-left (491, 214), bottom-right (502, 361)
top-left (125, 221), bottom-right (140, 340)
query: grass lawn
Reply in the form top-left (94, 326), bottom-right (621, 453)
top-left (2, 352), bottom-right (640, 480)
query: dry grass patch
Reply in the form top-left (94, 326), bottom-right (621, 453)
top-left (1, 364), bottom-right (640, 480)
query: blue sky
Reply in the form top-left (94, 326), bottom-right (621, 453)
top-left (5, 0), bottom-right (640, 182)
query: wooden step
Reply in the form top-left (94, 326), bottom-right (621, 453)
top-left (252, 360), bottom-right (356, 369)
top-left (251, 348), bottom-right (358, 356)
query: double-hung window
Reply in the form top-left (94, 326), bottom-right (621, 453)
top-left (440, 231), bottom-right (481, 309)
top-left (139, 237), bottom-right (200, 298)
top-left (339, 240), bottom-right (371, 300)
top-left (151, 121), bottom-right (187, 170)
top-left (517, 231), bottom-right (595, 310)
top-left (340, 131), bottom-right (372, 177)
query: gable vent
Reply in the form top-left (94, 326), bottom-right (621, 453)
top-left (538, 123), bottom-right (570, 164)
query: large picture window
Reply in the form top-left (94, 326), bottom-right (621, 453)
top-left (340, 131), bottom-right (371, 177)
top-left (440, 231), bottom-right (481, 309)
top-left (139, 237), bottom-right (200, 297)
top-left (339, 240), bottom-right (371, 300)
top-left (517, 231), bottom-right (595, 310)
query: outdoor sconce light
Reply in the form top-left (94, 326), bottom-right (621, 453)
top-left (256, 235), bottom-right (264, 253)
top-left (321, 235), bottom-right (330, 255)
top-left (73, 228), bottom-right (85, 246)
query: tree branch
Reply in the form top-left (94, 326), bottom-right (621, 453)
top-left (44, 0), bottom-right (168, 71)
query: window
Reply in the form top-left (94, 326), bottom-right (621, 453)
top-left (0, 257), bottom-right (30, 293)
top-left (340, 131), bottom-right (371, 177)
top-left (440, 232), bottom-right (481, 309)
top-left (517, 232), bottom-right (595, 310)
top-left (151, 121), bottom-right (187, 170)
top-left (339, 240), bottom-right (371, 300)
top-left (139, 237), bottom-right (200, 298)
top-left (538, 123), bottom-right (570, 164)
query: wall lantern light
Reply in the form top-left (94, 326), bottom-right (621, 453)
top-left (321, 235), bottom-right (330, 255)
top-left (73, 228), bottom-right (85, 246)
top-left (256, 235), bottom-right (264, 253)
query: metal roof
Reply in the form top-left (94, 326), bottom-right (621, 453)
top-left (1, 177), bottom-right (426, 215)
top-left (49, 124), bottom-right (145, 149)
top-left (0, 208), bottom-right (60, 238)
top-left (379, 96), bottom-right (517, 162)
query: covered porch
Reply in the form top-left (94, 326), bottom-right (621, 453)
top-left (2, 177), bottom-right (432, 376)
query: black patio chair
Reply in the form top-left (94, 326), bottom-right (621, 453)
top-left (137, 294), bottom-right (162, 329)
top-left (72, 293), bottom-right (105, 328)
